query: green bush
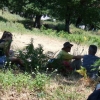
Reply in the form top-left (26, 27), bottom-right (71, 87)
top-left (33, 68), bottom-right (50, 90)
top-left (18, 38), bottom-right (49, 72)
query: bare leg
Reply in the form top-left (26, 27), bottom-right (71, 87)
top-left (9, 57), bottom-right (25, 71)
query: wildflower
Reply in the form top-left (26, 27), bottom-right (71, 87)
top-left (9, 61), bottom-right (11, 64)
top-left (37, 66), bottom-right (39, 69)
top-left (9, 61), bottom-right (11, 66)
top-left (5, 61), bottom-right (7, 64)
top-left (42, 80), bottom-right (44, 82)
top-left (32, 72), bottom-right (35, 75)
top-left (35, 68), bottom-right (36, 70)
top-left (27, 58), bottom-right (31, 62)
top-left (54, 69), bottom-right (58, 72)
top-left (46, 68), bottom-right (48, 70)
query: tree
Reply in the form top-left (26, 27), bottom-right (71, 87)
top-left (50, 0), bottom-right (81, 33)
top-left (50, 0), bottom-right (100, 33)
top-left (76, 0), bottom-right (100, 30)
top-left (23, 0), bottom-right (52, 28)
top-left (1, 0), bottom-right (100, 32)
top-left (6, 0), bottom-right (26, 14)
top-left (0, 0), bottom-right (52, 28)
top-left (0, 0), bottom-right (8, 14)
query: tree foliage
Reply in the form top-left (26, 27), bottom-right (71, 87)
top-left (50, 0), bottom-right (100, 32)
top-left (0, 0), bottom-right (100, 32)
top-left (23, 0), bottom-right (52, 28)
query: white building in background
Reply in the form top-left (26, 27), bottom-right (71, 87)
top-left (79, 25), bottom-right (85, 30)
top-left (41, 15), bottom-right (51, 20)
top-left (41, 15), bottom-right (56, 22)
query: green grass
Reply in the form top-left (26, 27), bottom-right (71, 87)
top-left (0, 69), bottom-right (92, 100)
top-left (0, 10), bottom-right (98, 99)
top-left (0, 10), bottom-right (32, 34)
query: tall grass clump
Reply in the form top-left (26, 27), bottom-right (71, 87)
top-left (0, 69), bottom-right (53, 93)
top-left (0, 70), bottom-right (33, 91)
top-left (18, 38), bottom-right (49, 72)
top-left (0, 66), bottom-right (93, 99)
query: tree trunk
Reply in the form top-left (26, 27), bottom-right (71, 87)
top-left (89, 24), bottom-right (96, 31)
top-left (2, 8), bottom-right (4, 15)
top-left (34, 15), bottom-right (42, 28)
top-left (75, 17), bottom-right (82, 27)
top-left (65, 6), bottom-right (71, 33)
top-left (65, 18), bottom-right (70, 33)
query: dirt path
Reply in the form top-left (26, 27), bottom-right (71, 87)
top-left (2, 32), bottom-right (99, 57)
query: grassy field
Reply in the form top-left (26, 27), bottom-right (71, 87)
top-left (0, 69), bottom-right (94, 100)
top-left (0, 10), bottom-right (99, 100)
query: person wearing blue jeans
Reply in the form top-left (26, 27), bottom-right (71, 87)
top-left (0, 31), bottom-right (25, 71)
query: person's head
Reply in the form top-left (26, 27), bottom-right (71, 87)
top-left (88, 45), bottom-right (97, 55)
top-left (62, 42), bottom-right (73, 52)
top-left (1, 31), bottom-right (12, 40)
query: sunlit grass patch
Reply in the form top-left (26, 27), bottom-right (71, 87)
top-left (0, 69), bottom-right (93, 100)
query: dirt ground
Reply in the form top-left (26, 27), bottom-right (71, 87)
top-left (8, 32), bottom-right (100, 57)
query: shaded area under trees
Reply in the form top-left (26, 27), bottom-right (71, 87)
top-left (0, 0), bottom-right (100, 33)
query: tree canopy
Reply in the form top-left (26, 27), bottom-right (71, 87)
top-left (50, 0), bottom-right (100, 32)
top-left (0, 0), bottom-right (100, 32)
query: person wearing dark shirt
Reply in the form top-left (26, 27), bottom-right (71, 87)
top-left (0, 31), bottom-right (25, 71)
top-left (82, 45), bottom-right (99, 79)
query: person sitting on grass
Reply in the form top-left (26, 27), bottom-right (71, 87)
top-left (56, 42), bottom-right (83, 73)
top-left (0, 31), bottom-right (25, 71)
top-left (82, 45), bottom-right (100, 79)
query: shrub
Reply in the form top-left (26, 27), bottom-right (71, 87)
top-left (18, 38), bottom-right (49, 72)
top-left (93, 59), bottom-right (100, 76)
top-left (33, 68), bottom-right (50, 90)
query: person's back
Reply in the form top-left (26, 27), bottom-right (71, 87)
top-left (82, 45), bottom-right (99, 78)
top-left (83, 55), bottom-right (99, 74)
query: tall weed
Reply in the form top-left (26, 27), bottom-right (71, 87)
top-left (18, 38), bottom-right (49, 72)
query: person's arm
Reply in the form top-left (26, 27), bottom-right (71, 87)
top-left (73, 55), bottom-right (83, 60)
top-left (4, 40), bottom-right (12, 57)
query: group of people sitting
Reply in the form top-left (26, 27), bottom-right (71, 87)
top-left (55, 41), bottom-right (100, 79)
top-left (55, 41), bottom-right (100, 100)
top-left (0, 31), bottom-right (100, 79)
